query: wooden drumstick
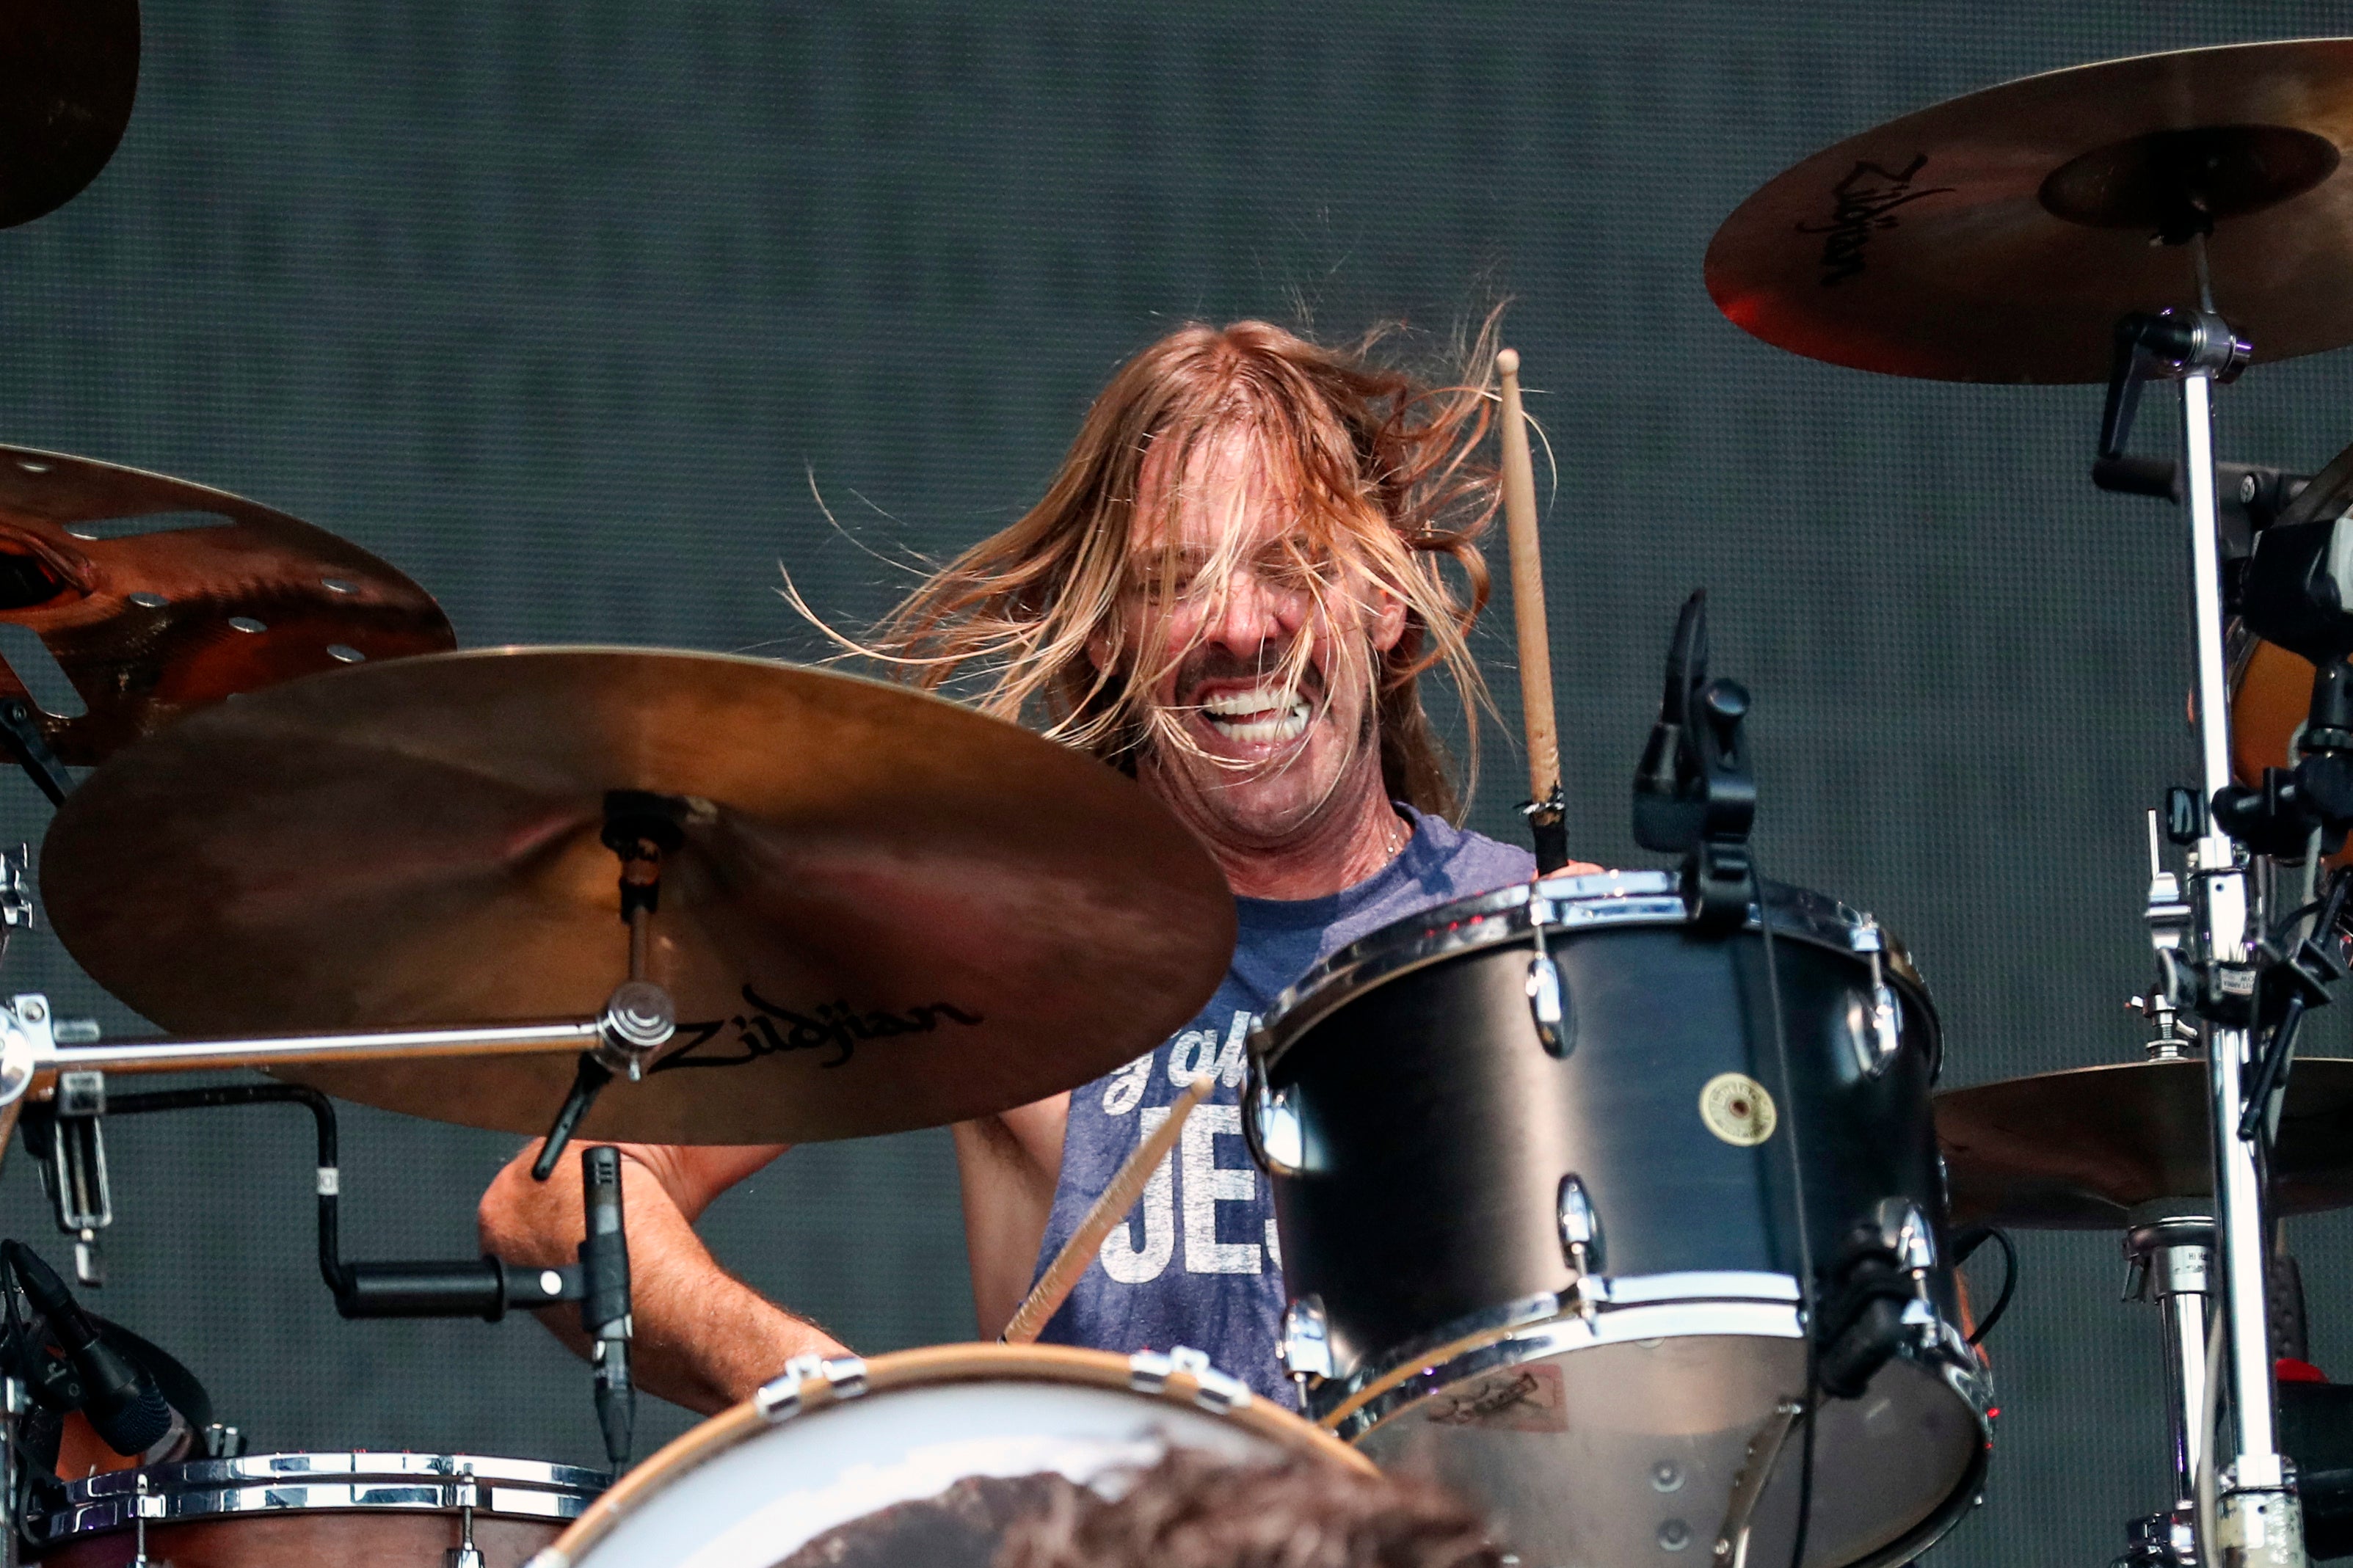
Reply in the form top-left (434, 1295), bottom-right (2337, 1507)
top-left (1496, 349), bottom-right (1569, 872)
top-left (1001, 1073), bottom-right (1215, 1345)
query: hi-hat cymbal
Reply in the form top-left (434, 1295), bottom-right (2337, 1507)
top-left (0, 445), bottom-right (454, 765)
top-left (1936, 1058), bottom-right (2353, 1228)
top-left (1706, 40), bottom-right (2353, 382)
top-left (40, 647), bottom-right (1237, 1145)
top-left (0, 0), bottom-right (137, 229)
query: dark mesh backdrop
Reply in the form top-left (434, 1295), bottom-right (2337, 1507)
top-left (0, 3), bottom-right (2349, 1563)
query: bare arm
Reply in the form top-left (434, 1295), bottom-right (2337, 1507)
top-left (951, 1093), bottom-right (1068, 1339)
top-left (478, 1139), bottom-right (844, 1416)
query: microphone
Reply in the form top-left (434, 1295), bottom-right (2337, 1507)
top-left (3, 1241), bottom-right (174, 1458)
top-left (1633, 589), bottom-right (1710, 853)
top-left (579, 1146), bottom-right (633, 1470)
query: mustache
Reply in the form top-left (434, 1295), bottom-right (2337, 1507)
top-left (1171, 644), bottom-right (1326, 706)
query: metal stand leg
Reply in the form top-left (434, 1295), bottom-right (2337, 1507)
top-left (2123, 1212), bottom-right (2214, 1568)
top-left (2180, 365), bottom-right (2306, 1568)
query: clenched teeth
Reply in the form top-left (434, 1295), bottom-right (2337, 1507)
top-left (1200, 685), bottom-right (1311, 744)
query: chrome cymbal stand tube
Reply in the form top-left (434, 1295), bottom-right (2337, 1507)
top-left (2121, 1212), bottom-right (2215, 1568)
top-left (2174, 322), bottom-right (2305, 1568)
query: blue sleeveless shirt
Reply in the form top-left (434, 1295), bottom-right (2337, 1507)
top-left (1028, 808), bottom-right (1536, 1404)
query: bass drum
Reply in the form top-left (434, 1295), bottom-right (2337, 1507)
top-left (32, 1452), bottom-right (603, 1568)
top-left (533, 1343), bottom-right (1372, 1568)
top-left (1248, 869), bottom-right (1993, 1568)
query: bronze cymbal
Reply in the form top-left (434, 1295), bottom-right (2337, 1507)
top-left (40, 647), bottom-right (1237, 1145)
top-left (1706, 40), bottom-right (2353, 382)
top-left (1935, 1058), bottom-right (2353, 1228)
top-left (0, 0), bottom-right (137, 229)
top-left (0, 445), bottom-right (454, 765)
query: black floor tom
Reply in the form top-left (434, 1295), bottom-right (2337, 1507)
top-left (1247, 869), bottom-right (1992, 1568)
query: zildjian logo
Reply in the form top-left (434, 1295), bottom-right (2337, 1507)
top-left (658, 985), bottom-right (983, 1071)
top-left (1796, 155), bottom-right (1954, 286)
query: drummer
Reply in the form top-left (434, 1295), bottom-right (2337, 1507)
top-left (478, 318), bottom-right (1595, 1410)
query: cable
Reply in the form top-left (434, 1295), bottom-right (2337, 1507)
top-left (1951, 1225), bottom-right (2017, 1345)
top-left (1750, 868), bottom-right (1819, 1568)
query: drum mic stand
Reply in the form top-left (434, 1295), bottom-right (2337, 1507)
top-left (2101, 300), bottom-right (2307, 1568)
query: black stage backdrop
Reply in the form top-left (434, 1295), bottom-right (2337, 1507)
top-left (1, 4), bottom-right (2350, 1563)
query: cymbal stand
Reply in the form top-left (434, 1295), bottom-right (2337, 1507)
top-left (2120, 1210), bottom-right (2216, 1568)
top-left (2103, 302), bottom-right (2304, 1568)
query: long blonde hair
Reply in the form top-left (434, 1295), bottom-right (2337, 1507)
top-left (815, 318), bottom-right (1505, 820)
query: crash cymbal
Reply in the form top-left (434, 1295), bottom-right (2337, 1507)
top-left (1936, 1057), bottom-right (2353, 1228)
top-left (0, 0), bottom-right (137, 229)
top-left (1706, 40), bottom-right (2353, 382)
top-left (40, 647), bottom-right (1237, 1145)
top-left (0, 445), bottom-right (454, 765)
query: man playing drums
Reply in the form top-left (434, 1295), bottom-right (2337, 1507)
top-left (478, 318), bottom-right (1588, 1409)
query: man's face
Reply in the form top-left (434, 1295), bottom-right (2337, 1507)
top-left (1106, 430), bottom-right (1405, 851)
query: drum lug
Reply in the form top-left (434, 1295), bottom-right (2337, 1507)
top-left (1526, 954), bottom-right (1568, 1057)
top-left (1847, 918), bottom-right (1903, 1075)
top-left (753, 1353), bottom-right (869, 1424)
top-left (1557, 1174), bottom-right (1604, 1285)
top-left (1129, 1345), bottom-right (1252, 1412)
top-left (1243, 1065), bottom-right (1305, 1177)
top-left (1279, 1296), bottom-right (1333, 1385)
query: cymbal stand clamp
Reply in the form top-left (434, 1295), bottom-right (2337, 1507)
top-left (529, 793), bottom-right (689, 1182)
top-left (18, 1054), bottom-right (109, 1288)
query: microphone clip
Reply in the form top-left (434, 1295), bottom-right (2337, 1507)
top-left (1631, 590), bottom-right (1757, 931)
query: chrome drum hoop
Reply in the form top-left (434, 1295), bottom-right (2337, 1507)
top-left (35, 1453), bottom-right (606, 1544)
top-left (1309, 1272), bottom-right (1802, 1436)
top-left (1309, 1274), bottom-right (1994, 1444)
top-left (1254, 872), bottom-right (1937, 1076)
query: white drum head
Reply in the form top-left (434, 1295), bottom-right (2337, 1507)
top-left (546, 1344), bottom-right (1366, 1568)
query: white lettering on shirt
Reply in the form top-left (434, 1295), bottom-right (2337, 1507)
top-left (1182, 1104), bottom-right (1259, 1274)
top-left (1099, 1106), bottom-right (1175, 1283)
top-left (1100, 1052), bottom-right (1154, 1116)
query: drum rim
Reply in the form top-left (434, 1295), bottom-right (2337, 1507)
top-left (535, 1341), bottom-right (1372, 1568)
top-left (37, 1453), bottom-right (605, 1542)
top-left (1251, 871), bottom-right (1938, 1073)
top-left (1306, 1273), bottom-right (1808, 1432)
top-left (1337, 1316), bottom-right (1993, 1568)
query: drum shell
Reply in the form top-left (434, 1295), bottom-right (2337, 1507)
top-left (35, 1510), bottom-right (561, 1568)
top-left (1261, 905), bottom-right (1952, 1386)
top-left (29, 1454), bottom-right (601, 1568)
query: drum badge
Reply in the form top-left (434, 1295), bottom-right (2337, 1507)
top-left (1698, 1073), bottom-right (1777, 1146)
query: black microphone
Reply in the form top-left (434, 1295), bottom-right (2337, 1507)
top-left (1632, 589), bottom-right (1709, 853)
top-left (579, 1146), bottom-right (633, 1470)
top-left (3, 1241), bottom-right (173, 1457)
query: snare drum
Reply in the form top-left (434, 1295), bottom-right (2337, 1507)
top-left (1248, 869), bottom-right (1993, 1568)
top-left (32, 1452), bottom-right (603, 1568)
top-left (535, 1343), bottom-right (1371, 1568)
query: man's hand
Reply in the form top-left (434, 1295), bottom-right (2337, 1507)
top-left (479, 1139), bottom-right (845, 1415)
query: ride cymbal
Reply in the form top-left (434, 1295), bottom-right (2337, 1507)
top-left (1936, 1057), bottom-right (2353, 1228)
top-left (40, 647), bottom-right (1237, 1145)
top-left (1706, 40), bottom-right (2353, 382)
top-left (0, 446), bottom-right (454, 766)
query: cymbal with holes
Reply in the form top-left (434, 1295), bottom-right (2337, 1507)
top-left (40, 646), bottom-right (1239, 1145)
top-left (1706, 39), bottom-right (2353, 382)
top-left (1936, 1058), bottom-right (2353, 1228)
top-left (0, 0), bottom-right (138, 229)
top-left (0, 445), bottom-right (454, 765)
